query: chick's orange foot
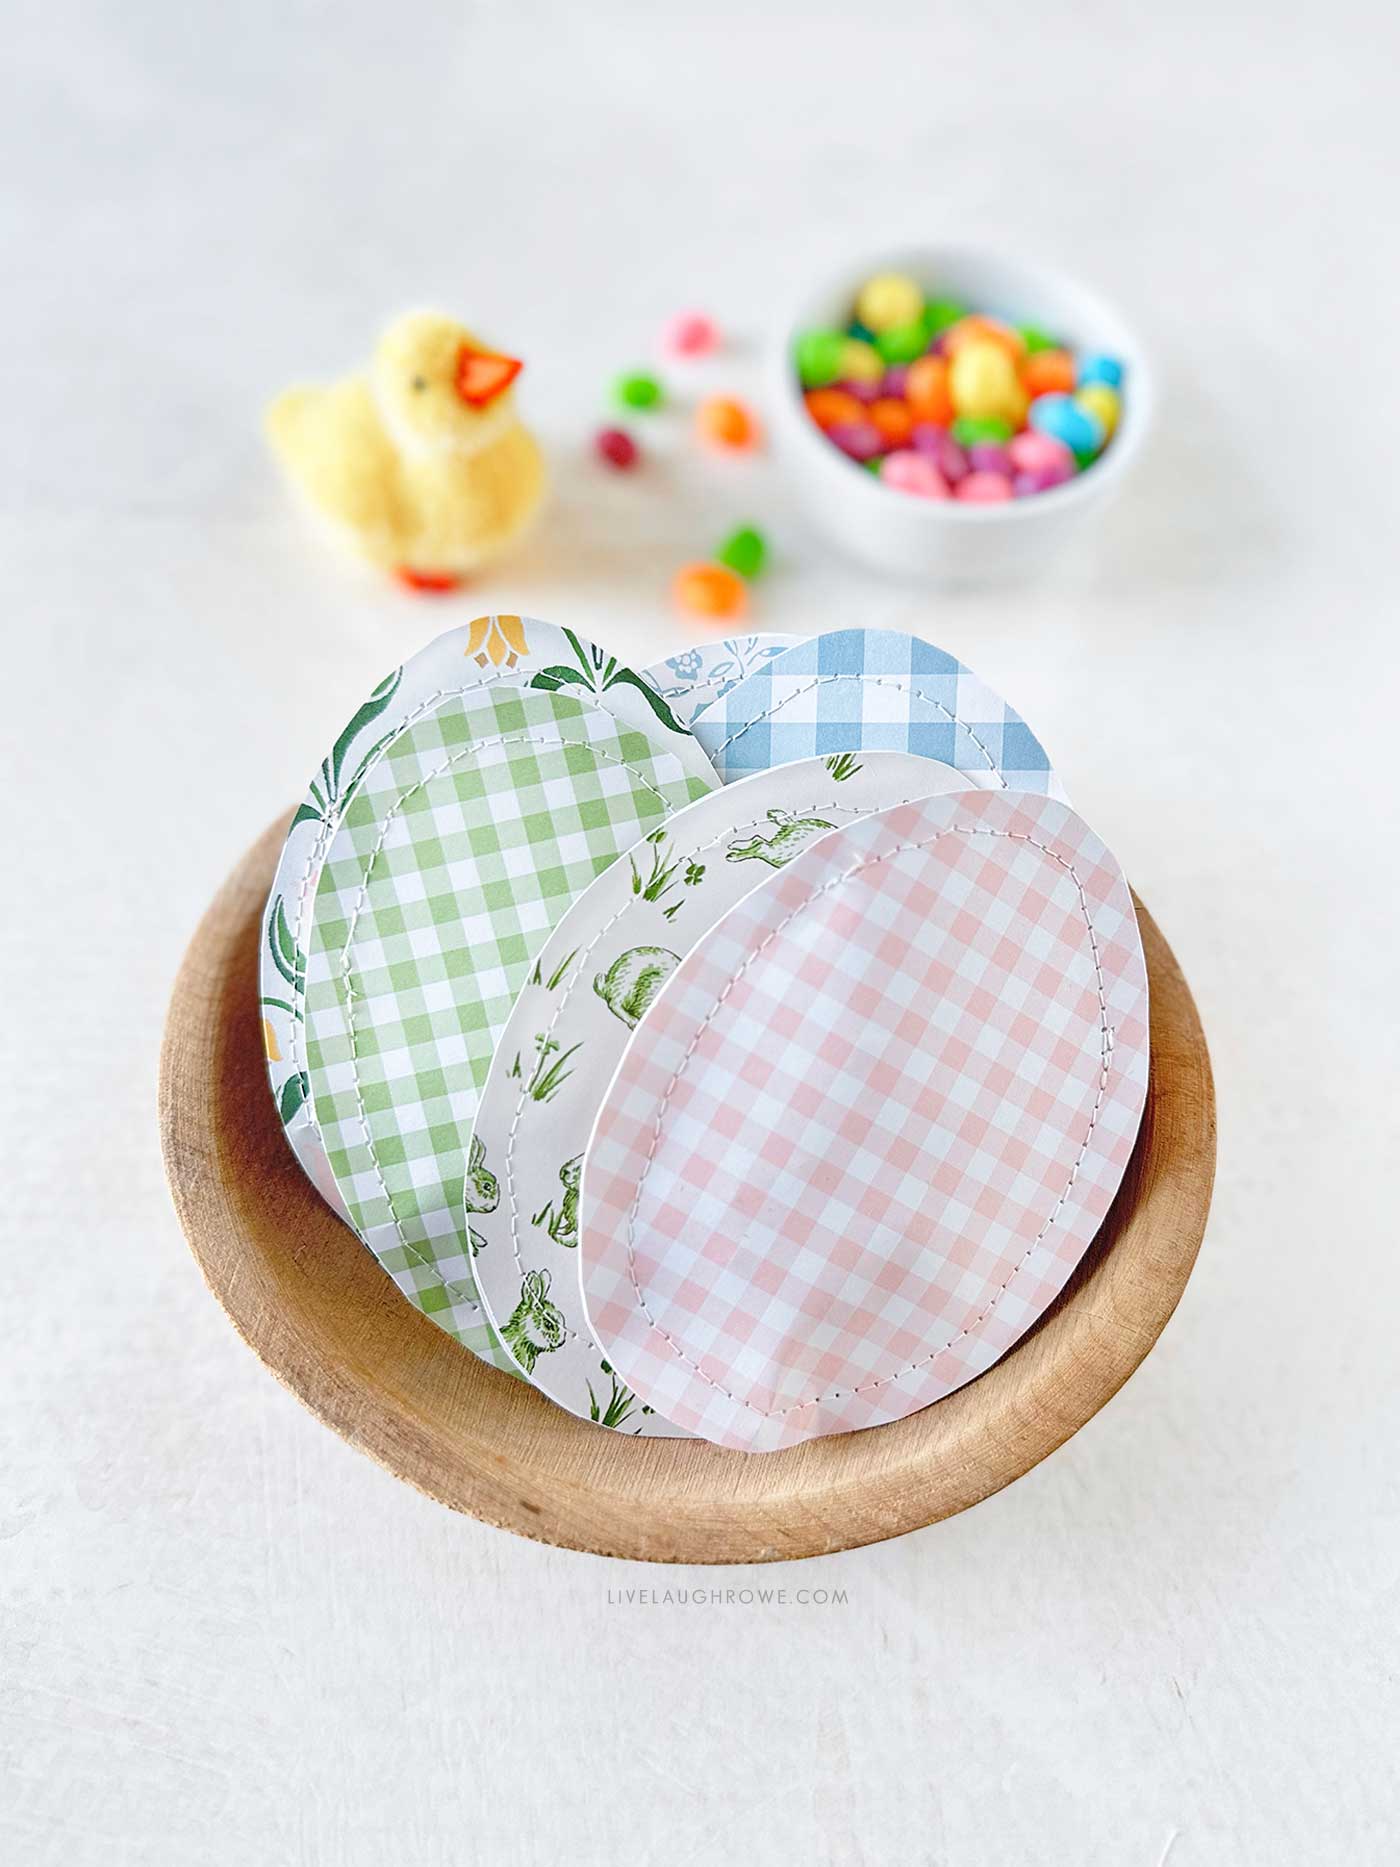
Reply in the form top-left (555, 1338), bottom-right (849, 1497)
top-left (395, 567), bottom-right (463, 593)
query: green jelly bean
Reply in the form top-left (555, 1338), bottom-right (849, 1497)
top-left (846, 319), bottom-right (877, 345)
top-left (862, 456), bottom-right (886, 473)
top-left (952, 414), bottom-right (1013, 446)
top-left (1073, 445), bottom-right (1099, 469)
top-left (794, 330), bottom-right (846, 389)
top-left (923, 299), bottom-right (968, 336)
top-left (1019, 325), bottom-right (1058, 354)
top-left (875, 321), bottom-right (928, 365)
top-left (715, 525), bottom-right (767, 581)
top-left (615, 371), bottom-right (663, 411)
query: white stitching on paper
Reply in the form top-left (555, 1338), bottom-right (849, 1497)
top-left (619, 828), bottom-right (1114, 1419)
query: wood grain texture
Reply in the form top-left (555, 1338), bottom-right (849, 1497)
top-left (159, 815), bottom-right (1216, 1564)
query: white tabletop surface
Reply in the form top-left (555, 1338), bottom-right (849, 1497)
top-left (4, 3), bottom-right (1397, 1862)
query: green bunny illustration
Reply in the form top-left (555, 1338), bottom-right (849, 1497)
top-left (593, 945), bottom-right (679, 1029)
top-left (532, 1154), bottom-right (581, 1248)
top-left (725, 808), bottom-right (836, 869)
top-left (464, 1132), bottom-right (499, 1256)
top-left (500, 1269), bottom-right (566, 1375)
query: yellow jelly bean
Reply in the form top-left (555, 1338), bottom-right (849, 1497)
top-left (948, 339), bottom-right (1022, 423)
top-left (839, 337), bottom-right (884, 384)
top-left (1075, 382), bottom-right (1121, 438)
top-left (856, 272), bottom-right (925, 334)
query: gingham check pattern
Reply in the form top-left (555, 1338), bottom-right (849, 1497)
top-left (303, 685), bottom-right (712, 1360)
top-left (579, 789), bottom-right (1148, 1452)
top-left (690, 628), bottom-right (1064, 794)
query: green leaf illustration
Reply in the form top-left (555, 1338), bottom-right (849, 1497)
top-left (329, 666), bottom-right (404, 794)
top-left (603, 667), bottom-right (689, 736)
top-left (277, 1072), bottom-right (310, 1124)
top-left (266, 896), bottom-right (304, 993)
top-left (528, 665), bottom-right (594, 693)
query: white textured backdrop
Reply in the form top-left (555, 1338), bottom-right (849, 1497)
top-left (3, 2), bottom-right (1398, 1862)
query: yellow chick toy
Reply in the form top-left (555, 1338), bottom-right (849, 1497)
top-left (266, 311), bottom-right (546, 590)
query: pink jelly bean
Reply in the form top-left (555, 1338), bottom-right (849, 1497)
top-left (828, 420), bottom-right (885, 462)
top-left (911, 424), bottom-right (969, 483)
top-left (838, 378), bottom-right (881, 405)
top-left (956, 470), bottom-right (1013, 503)
top-left (1008, 430), bottom-right (1075, 476)
top-left (968, 441), bottom-right (1011, 477)
top-left (663, 311), bottom-right (719, 356)
top-left (881, 365), bottom-right (911, 398)
top-left (881, 450), bottom-right (950, 499)
top-left (1013, 465), bottom-right (1073, 496)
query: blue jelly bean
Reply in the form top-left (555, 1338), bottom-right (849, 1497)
top-left (1078, 353), bottom-right (1124, 390)
top-left (1029, 392), bottom-right (1104, 456)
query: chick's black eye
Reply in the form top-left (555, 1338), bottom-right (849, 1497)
top-left (411, 376), bottom-right (427, 392)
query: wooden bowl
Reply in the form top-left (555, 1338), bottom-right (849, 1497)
top-left (160, 817), bottom-right (1215, 1564)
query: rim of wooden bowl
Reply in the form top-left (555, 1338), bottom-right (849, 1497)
top-left (159, 815), bottom-right (1215, 1564)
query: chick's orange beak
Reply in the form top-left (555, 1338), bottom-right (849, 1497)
top-left (454, 344), bottom-right (524, 408)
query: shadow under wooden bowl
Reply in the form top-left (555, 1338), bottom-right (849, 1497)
top-left (160, 816), bottom-right (1216, 1564)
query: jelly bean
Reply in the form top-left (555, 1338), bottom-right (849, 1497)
top-left (956, 471), bottom-right (1013, 503)
top-left (1029, 393), bottom-right (1103, 456)
top-left (1008, 430), bottom-right (1076, 477)
top-left (869, 396), bottom-right (915, 448)
top-left (1023, 348), bottom-right (1077, 400)
top-left (804, 387), bottom-right (867, 430)
top-left (862, 457), bottom-right (886, 473)
top-left (839, 338), bottom-right (885, 384)
top-left (840, 377), bottom-right (881, 404)
top-left (794, 329), bottom-right (847, 388)
top-left (846, 319), bottom-right (877, 345)
top-left (1013, 464), bottom-right (1073, 496)
top-left (697, 396), bottom-right (759, 449)
top-left (674, 562), bottom-right (746, 618)
top-left (949, 340), bottom-right (1022, 423)
top-left (875, 321), bottom-right (929, 365)
top-left (944, 315), bottom-right (1025, 361)
top-left (924, 299), bottom-right (968, 336)
top-left (1019, 325), bottom-right (1058, 354)
top-left (615, 370), bottom-right (663, 410)
top-left (595, 426), bottom-right (638, 470)
top-left (951, 413), bottom-right (1013, 447)
top-left (967, 441), bottom-right (1012, 477)
top-left (1075, 382), bottom-right (1121, 438)
top-left (664, 311), bottom-right (719, 356)
top-left (716, 525), bottom-right (767, 579)
top-left (1078, 353), bottom-right (1124, 389)
top-left (881, 450), bottom-right (950, 499)
top-left (881, 365), bottom-right (911, 398)
top-left (905, 355), bottom-right (954, 426)
top-left (912, 423), bottom-right (969, 483)
top-left (856, 272), bottom-right (925, 333)
top-left (827, 420), bottom-right (885, 462)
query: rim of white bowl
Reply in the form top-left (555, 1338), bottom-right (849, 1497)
top-left (770, 243), bottom-right (1156, 524)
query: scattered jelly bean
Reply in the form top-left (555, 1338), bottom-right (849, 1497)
top-left (905, 355), bottom-right (954, 426)
top-left (839, 338), bottom-right (885, 384)
top-left (663, 311), bottom-right (719, 356)
top-left (1078, 353), bottom-right (1124, 389)
top-left (912, 424), bottom-right (969, 483)
top-left (881, 450), bottom-right (950, 499)
top-left (805, 387), bottom-right (867, 430)
top-left (1029, 393), bottom-right (1103, 456)
top-left (1075, 382), bottom-right (1121, 438)
top-left (875, 321), bottom-right (929, 365)
top-left (869, 396), bottom-right (915, 448)
top-left (715, 525), bottom-right (767, 580)
top-left (1023, 348), bottom-right (1077, 400)
top-left (956, 470), bottom-right (1013, 503)
top-left (795, 329), bottom-right (847, 388)
top-left (615, 370), bottom-right (663, 410)
top-left (674, 561), bottom-right (747, 618)
top-left (796, 273), bottom-right (1126, 505)
top-left (968, 441), bottom-right (1012, 477)
top-left (856, 272), bottom-right (925, 333)
top-left (697, 396), bottom-right (759, 449)
top-left (595, 426), bottom-right (638, 470)
top-left (951, 413), bottom-right (1013, 447)
top-left (828, 420), bottom-right (885, 462)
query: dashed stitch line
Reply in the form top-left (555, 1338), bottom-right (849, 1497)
top-left (616, 826), bottom-right (1115, 1420)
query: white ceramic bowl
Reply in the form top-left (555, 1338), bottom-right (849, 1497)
top-left (770, 246), bottom-right (1155, 585)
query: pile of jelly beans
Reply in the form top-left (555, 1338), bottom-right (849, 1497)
top-left (794, 273), bottom-right (1125, 504)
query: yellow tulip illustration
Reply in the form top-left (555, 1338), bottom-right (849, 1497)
top-left (466, 613), bottom-right (529, 670)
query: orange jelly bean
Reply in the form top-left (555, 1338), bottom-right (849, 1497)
top-left (697, 396), bottom-right (759, 449)
top-left (943, 315), bottom-right (1026, 362)
top-left (1023, 348), bottom-right (1077, 399)
top-left (905, 354), bottom-right (954, 426)
top-left (869, 396), bottom-right (915, 447)
top-left (804, 387), bottom-right (866, 430)
top-left (673, 561), bottom-right (747, 619)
